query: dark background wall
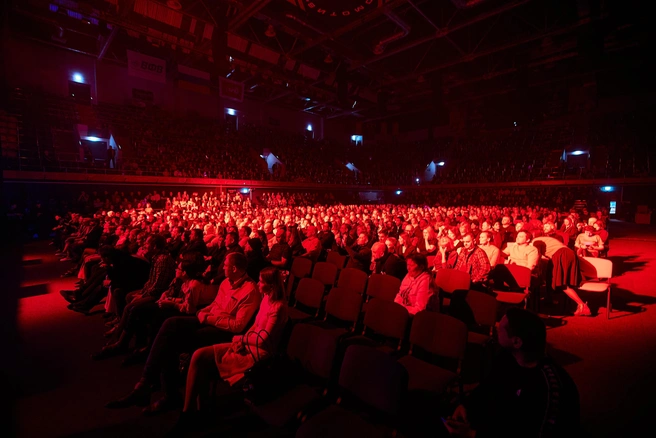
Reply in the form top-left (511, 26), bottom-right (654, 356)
top-left (3, 37), bottom-right (325, 139)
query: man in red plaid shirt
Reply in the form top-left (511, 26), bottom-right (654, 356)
top-left (455, 233), bottom-right (491, 290)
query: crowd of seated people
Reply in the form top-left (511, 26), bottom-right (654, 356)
top-left (40, 186), bottom-right (613, 435)
top-left (5, 88), bottom-right (654, 185)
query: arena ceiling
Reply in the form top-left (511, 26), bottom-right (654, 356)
top-left (8, 0), bottom-right (650, 123)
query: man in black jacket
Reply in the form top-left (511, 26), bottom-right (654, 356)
top-left (370, 242), bottom-right (407, 280)
top-left (166, 226), bottom-right (185, 260)
top-left (444, 308), bottom-right (580, 437)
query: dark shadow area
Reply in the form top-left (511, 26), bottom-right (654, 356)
top-left (18, 284), bottom-right (49, 298)
top-left (607, 220), bottom-right (656, 240)
top-left (546, 346), bottom-right (583, 367)
top-left (21, 259), bottom-right (42, 266)
top-left (607, 255), bottom-right (647, 276)
top-left (65, 414), bottom-right (179, 438)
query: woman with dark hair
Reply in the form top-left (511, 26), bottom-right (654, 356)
top-left (286, 225), bottom-right (304, 257)
top-left (256, 229), bottom-right (269, 257)
top-left (171, 267), bottom-right (288, 429)
top-left (395, 253), bottom-right (432, 315)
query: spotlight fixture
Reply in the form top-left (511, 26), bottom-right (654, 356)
top-left (324, 54), bottom-right (333, 64)
top-left (265, 25), bottom-right (276, 38)
top-left (373, 44), bottom-right (384, 55)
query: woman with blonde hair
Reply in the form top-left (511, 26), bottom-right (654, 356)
top-left (433, 236), bottom-right (458, 271)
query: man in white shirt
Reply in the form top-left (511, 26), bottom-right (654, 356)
top-left (503, 230), bottom-right (539, 271)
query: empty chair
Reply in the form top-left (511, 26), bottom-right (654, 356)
top-left (365, 273), bottom-right (401, 303)
top-left (312, 262), bottom-right (338, 290)
top-left (464, 290), bottom-right (498, 345)
top-left (347, 298), bottom-right (410, 352)
top-left (324, 287), bottom-right (363, 330)
top-left (336, 268), bottom-right (369, 294)
top-left (398, 311), bottom-right (468, 394)
top-left (326, 251), bottom-right (347, 270)
top-left (249, 323), bottom-right (345, 427)
top-left (288, 278), bottom-right (326, 321)
top-left (434, 268), bottom-right (471, 310)
top-left (578, 256), bottom-right (613, 319)
top-left (296, 345), bottom-right (408, 438)
top-left (460, 290), bottom-right (499, 381)
top-left (287, 257), bottom-right (313, 299)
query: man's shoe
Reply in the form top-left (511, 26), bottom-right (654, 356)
top-left (60, 290), bottom-right (78, 303)
top-left (91, 344), bottom-right (127, 360)
top-left (70, 304), bottom-right (92, 315)
top-left (142, 395), bottom-right (183, 416)
top-left (104, 326), bottom-right (119, 338)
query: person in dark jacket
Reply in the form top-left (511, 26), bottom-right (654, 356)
top-left (180, 229), bottom-right (207, 258)
top-left (444, 308), bottom-right (580, 438)
top-left (245, 238), bottom-right (267, 282)
top-left (67, 246), bottom-right (149, 314)
top-left (370, 242), bottom-right (407, 280)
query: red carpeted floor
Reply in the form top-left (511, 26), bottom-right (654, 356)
top-left (13, 220), bottom-right (656, 437)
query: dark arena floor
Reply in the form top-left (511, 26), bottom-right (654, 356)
top-left (10, 220), bottom-right (656, 438)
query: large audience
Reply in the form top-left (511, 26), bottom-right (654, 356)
top-left (39, 187), bottom-right (611, 436)
top-left (4, 89), bottom-right (654, 185)
top-left (6, 88), bottom-right (633, 436)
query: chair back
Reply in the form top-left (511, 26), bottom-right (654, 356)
top-left (434, 268), bottom-right (471, 293)
top-left (465, 290), bottom-right (498, 333)
top-left (409, 311), bottom-right (468, 360)
top-left (325, 287), bottom-right (363, 325)
top-left (337, 268), bottom-right (369, 294)
top-left (338, 345), bottom-right (408, 416)
top-left (294, 277), bottom-right (325, 310)
top-left (326, 251), bottom-right (347, 270)
top-left (286, 257), bottom-right (313, 297)
top-left (290, 256), bottom-right (313, 278)
top-left (366, 273), bottom-right (402, 302)
top-left (581, 256), bottom-right (613, 280)
top-left (363, 299), bottom-right (409, 346)
top-left (311, 261), bottom-right (338, 287)
top-left (287, 323), bottom-right (341, 379)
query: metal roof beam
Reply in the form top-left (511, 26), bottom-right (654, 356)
top-left (384, 15), bottom-right (600, 87)
top-left (348, 0), bottom-right (533, 72)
